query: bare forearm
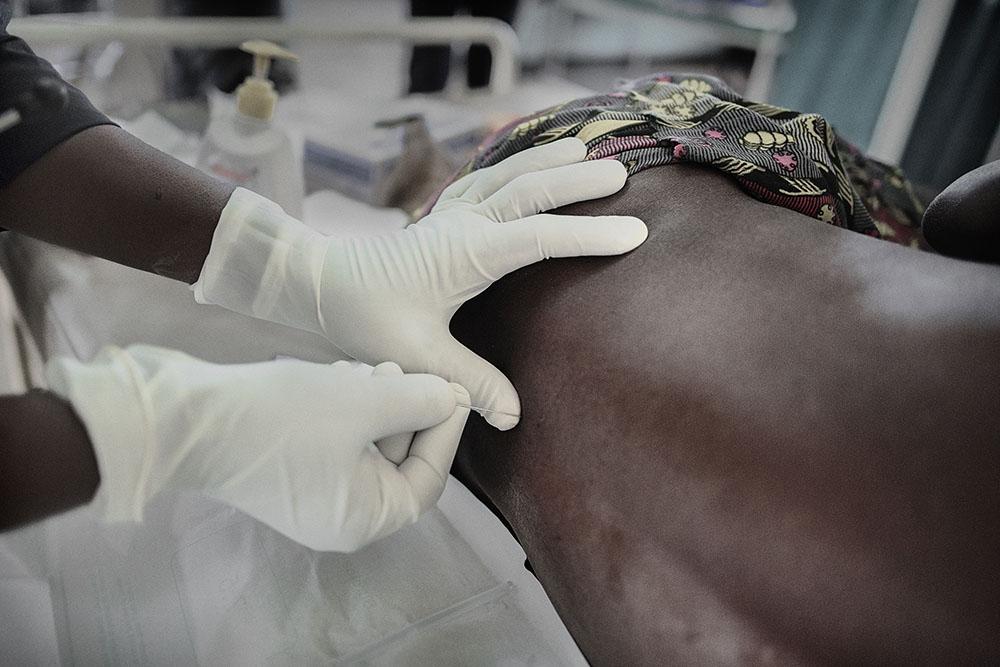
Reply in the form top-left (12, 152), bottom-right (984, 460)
top-left (0, 125), bottom-right (234, 283)
top-left (0, 390), bottom-right (99, 530)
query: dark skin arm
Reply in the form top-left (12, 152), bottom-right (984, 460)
top-left (0, 124), bottom-right (235, 527)
top-left (0, 124), bottom-right (234, 283)
top-left (0, 390), bottom-right (98, 530)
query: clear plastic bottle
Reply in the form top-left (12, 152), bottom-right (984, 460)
top-left (197, 40), bottom-right (304, 217)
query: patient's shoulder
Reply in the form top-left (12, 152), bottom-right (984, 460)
top-left (922, 160), bottom-right (1000, 262)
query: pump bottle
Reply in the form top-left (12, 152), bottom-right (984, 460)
top-left (196, 40), bottom-right (304, 217)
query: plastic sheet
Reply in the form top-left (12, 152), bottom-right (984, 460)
top-left (9, 478), bottom-right (584, 665)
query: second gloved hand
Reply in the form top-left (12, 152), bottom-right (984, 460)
top-left (47, 346), bottom-right (469, 552)
top-left (193, 138), bottom-right (648, 429)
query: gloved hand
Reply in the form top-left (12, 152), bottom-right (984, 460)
top-left (192, 138), bottom-right (647, 429)
top-left (46, 346), bottom-right (469, 552)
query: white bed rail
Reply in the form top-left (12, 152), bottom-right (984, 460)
top-left (8, 14), bottom-right (520, 95)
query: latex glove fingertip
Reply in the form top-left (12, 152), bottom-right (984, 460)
top-left (450, 383), bottom-right (472, 409)
top-left (483, 408), bottom-right (520, 431)
top-left (615, 215), bottom-right (649, 250)
top-left (581, 156), bottom-right (629, 189)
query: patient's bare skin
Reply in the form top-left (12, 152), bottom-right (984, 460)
top-left (922, 160), bottom-right (1000, 263)
top-left (449, 165), bottom-right (1000, 665)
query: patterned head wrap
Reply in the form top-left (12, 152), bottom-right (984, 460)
top-left (455, 73), bottom-right (928, 249)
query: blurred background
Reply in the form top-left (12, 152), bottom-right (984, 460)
top-left (8, 0), bottom-right (1000, 195)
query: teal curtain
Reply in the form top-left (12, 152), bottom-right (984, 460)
top-left (901, 0), bottom-right (1000, 190)
top-left (770, 0), bottom-right (918, 149)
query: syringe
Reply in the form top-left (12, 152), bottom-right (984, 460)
top-left (456, 403), bottom-right (520, 419)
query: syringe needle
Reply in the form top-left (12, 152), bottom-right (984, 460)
top-left (456, 402), bottom-right (519, 418)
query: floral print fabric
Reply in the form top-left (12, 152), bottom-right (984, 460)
top-left (456, 73), bottom-right (928, 249)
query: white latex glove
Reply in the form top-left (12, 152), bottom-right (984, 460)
top-left (193, 138), bottom-right (647, 429)
top-left (46, 346), bottom-right (470, 552)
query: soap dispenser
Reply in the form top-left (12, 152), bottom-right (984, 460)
top-left (196, 40), bottom-right (304, 217)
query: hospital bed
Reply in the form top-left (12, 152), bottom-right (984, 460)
top-left (0, 203), bottom-right (587, 667)
top-left (543, 0), bottom-right (795, 102)
top-left (0, 12), bottom-right (590, 665)
top-left (8, 13), bottom-right (519, 96)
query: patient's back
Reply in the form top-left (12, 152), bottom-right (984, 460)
top-left (450, 165), bottom-right (1000, 665)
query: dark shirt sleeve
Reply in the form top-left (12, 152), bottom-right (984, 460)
top-left (1, 3), bottom-right (115, 191)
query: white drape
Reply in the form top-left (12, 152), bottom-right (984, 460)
top-left (0, 265), bottom-right (44, 395)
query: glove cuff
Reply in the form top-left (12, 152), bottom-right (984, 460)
top-left (45, 348), bottom-right (152, 523)
top-left (192, 187), bottom-right (329, 335)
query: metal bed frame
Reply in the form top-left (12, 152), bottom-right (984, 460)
top-left (8, 13), bottom-right (521, 96)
